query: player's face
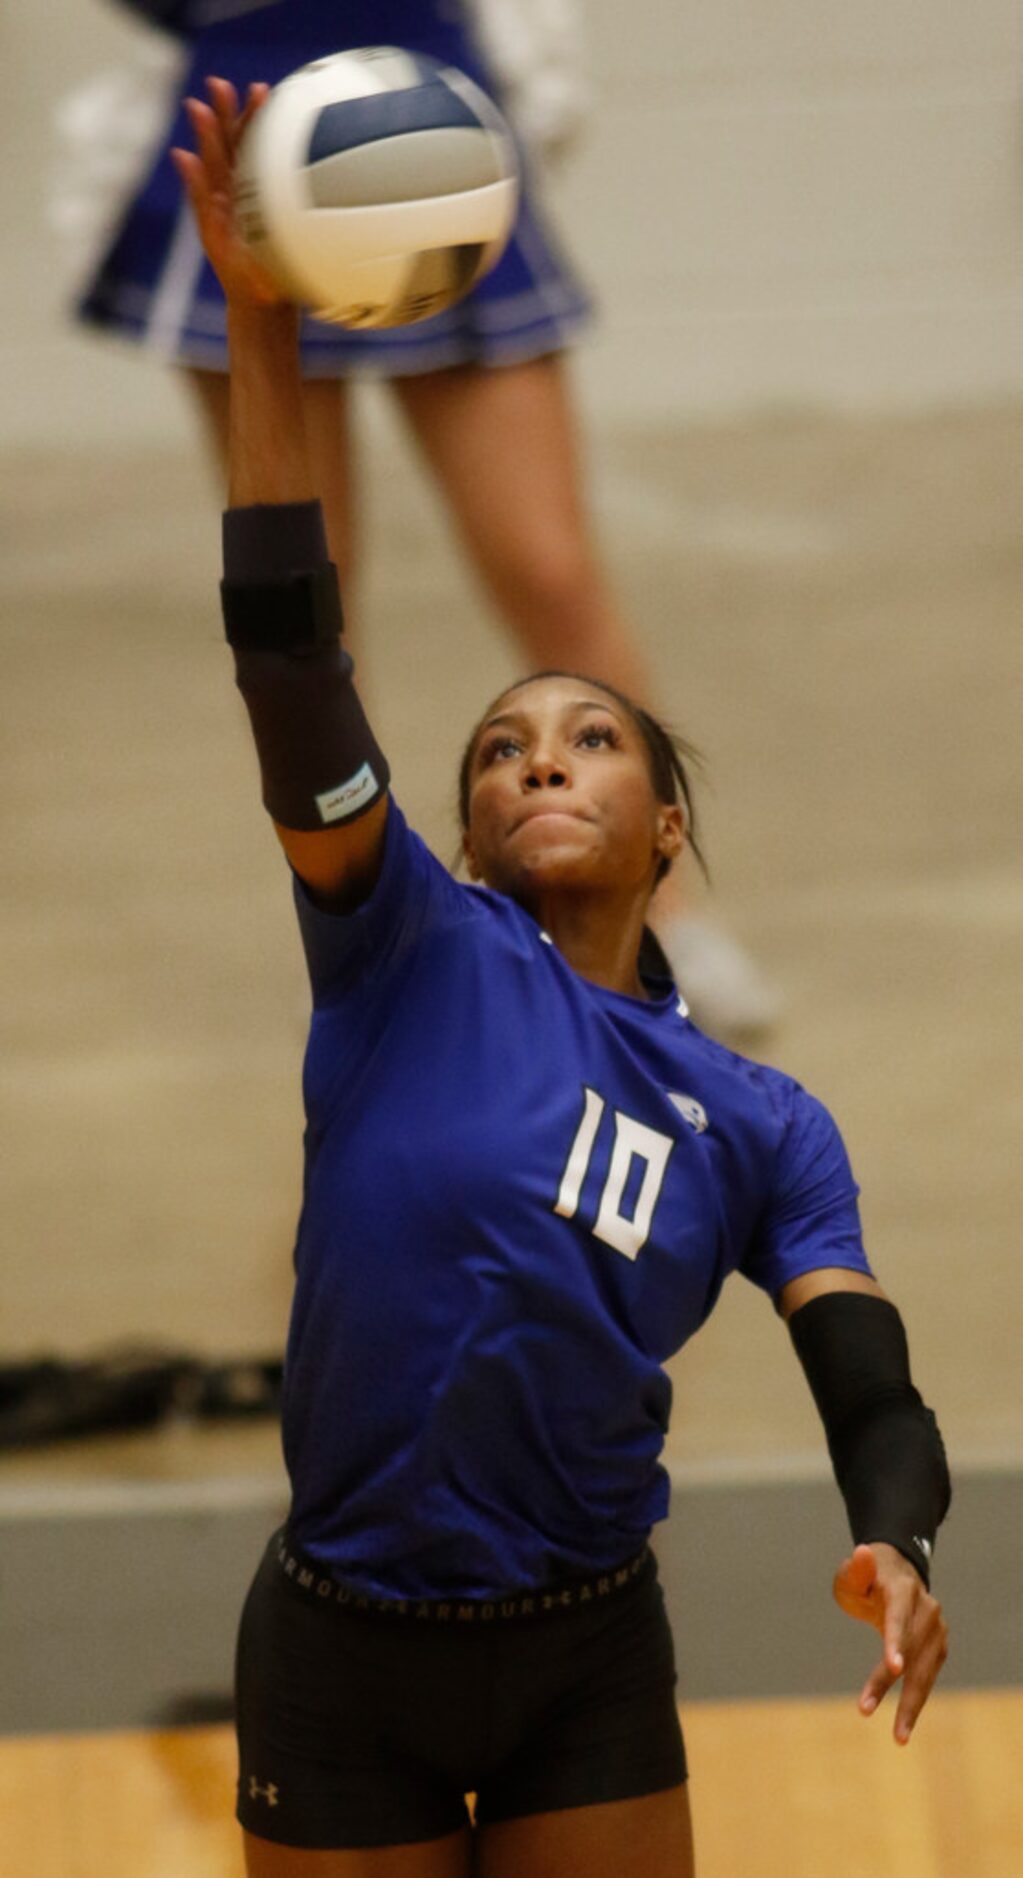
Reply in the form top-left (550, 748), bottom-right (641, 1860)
top-left (462, 677), bottom-right (683, 904)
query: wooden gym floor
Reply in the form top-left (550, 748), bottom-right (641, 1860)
top-left (5, 1689), bottom-right (1021, 1878)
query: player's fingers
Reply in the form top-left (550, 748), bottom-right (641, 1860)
top-left (170, 146), bottom-right (202, 197)
top-left (835, 1545), bottom-right (878, 1602)
top-left (181, 94), bottom-right (204, 152)
top-left (206, 75), bottom-right (261, 161)
top-left (833, 1548), bottom-right (881, 1629)
top-left (859, 1654), bottom-right (896, 1717)
top-left (186, 94), bottom-right (232, 195)
top-left (848, 1543), bottom-right (879, 1594)
top-left (183, 94), bottom-right (218, 165)
top-left (171, 137), bottom-right (218, 225)
top-left (172, 132), bottom-right (234, 264)
top-left (881, 1580), bottom-right (916, 1679)
top-left (238, 81), bottom-right (271, 138)
top-left (205, 74), bottom-right (242, 133)
top-left (892, 1613), bottom-right (949, 1745)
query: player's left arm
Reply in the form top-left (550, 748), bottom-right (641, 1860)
top-left (778, 1268), bottom-right (951, 1743)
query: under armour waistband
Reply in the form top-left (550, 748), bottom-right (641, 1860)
top-left (273, 1529), bottom-right (653, 1625)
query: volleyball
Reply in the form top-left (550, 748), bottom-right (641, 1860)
top-left (235, 46), bottom-right (519, 329)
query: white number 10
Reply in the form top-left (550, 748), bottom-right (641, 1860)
top-left (554, 1087), bottom-right (673, 1261)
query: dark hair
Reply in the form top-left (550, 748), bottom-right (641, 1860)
top-left (456, 670), bottom-right (707, 885)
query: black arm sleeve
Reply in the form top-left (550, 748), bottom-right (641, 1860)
top-left (788, 1292), bottom-right (951, 1586)
top-left (221, 502), bottom-right (389, 832)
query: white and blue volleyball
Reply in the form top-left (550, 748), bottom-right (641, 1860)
top-left (235, 46), bottom-right (519, 328)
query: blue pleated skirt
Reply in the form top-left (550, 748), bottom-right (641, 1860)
top-left (77, 0), bottom-right (592, 375)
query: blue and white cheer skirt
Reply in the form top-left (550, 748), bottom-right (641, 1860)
top-left (73, 0), bottom-right (592, 376)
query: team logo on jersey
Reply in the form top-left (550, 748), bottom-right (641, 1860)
top-left (667, 1091), bottom-right (708, 1133)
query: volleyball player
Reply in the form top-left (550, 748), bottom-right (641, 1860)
top-left (173, 86), bottom-right (950, 1877)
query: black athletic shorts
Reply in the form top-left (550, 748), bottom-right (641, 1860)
top-left (235, 1527), bottom-right (687, 1850)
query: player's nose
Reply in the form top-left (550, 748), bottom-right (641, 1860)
top-left (523, 749), bottom-right (570, 790)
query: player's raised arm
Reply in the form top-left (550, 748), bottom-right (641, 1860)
top-left (173, 79), bottom-right (389, 905)
top-left (778, 1268), bottom-right (951, 1743)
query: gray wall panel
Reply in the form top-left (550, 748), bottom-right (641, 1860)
top-left (1, 1469), bottom-right (1016, 1736)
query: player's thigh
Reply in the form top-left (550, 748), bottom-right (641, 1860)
top-left (474, 1785), bottom-right (695, 1878)
top-left (243, 1824), bottom-right (473, 1878)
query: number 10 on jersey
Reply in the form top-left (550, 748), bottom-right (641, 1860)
top-left (554, 1087), bottom-right (674, 1261)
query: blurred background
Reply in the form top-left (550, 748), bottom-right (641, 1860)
top-left (1, 0), bottom-right (1021, 1835)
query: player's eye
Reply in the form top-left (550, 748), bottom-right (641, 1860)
top-left (576, 723), bottom-right (620, 750)
top-left (478, 734), bottom-right (522, 766)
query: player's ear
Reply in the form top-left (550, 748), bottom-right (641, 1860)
top-left (655, 802), bottom-right (685, 866)
top-left (462, 831), bottom-right (482, 881)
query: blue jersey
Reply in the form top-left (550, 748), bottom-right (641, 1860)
top-left (283, 802), bottom-right (871, 1599)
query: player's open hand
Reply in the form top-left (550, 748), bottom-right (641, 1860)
top-left (171, 76), bottom-right (286, 307)
top-left (833, 1542), bottom-right (948, 1744)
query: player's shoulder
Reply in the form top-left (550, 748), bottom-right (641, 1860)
top-left (677, 1021), bottom-right (830, 1150)
top-left (369, 800), bottom-right (549, 968)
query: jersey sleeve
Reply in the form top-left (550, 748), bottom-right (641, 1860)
top-left (293, 798), bottom-right (473, 1006)
top-left (741, 1085), bottom-right (873, 1298)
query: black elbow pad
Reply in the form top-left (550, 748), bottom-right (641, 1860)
top-left (219, 501), bottom-right (390, 832)
top-left (232, 638), bottom-right (389, 832)
top-left (221, 570), bottom-right (389, 831)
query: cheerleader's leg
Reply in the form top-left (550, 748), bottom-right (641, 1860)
top-left (392, 354), bottom-right (781, 1040)
top-left (391, 355), bottom-right (648, 701)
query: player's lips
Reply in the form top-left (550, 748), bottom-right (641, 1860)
top-left (510, 804), bottom-right (593, 833)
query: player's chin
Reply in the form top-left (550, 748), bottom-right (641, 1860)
top-left (478, 819), bottom-right (607, 895)
top-left (511, 849), bottom-right (613, 900)
top-left (509, 824), bottom-right (601, 875)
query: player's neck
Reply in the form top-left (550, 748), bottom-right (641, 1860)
top-left (534, 894), bottom-right (649, 999)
